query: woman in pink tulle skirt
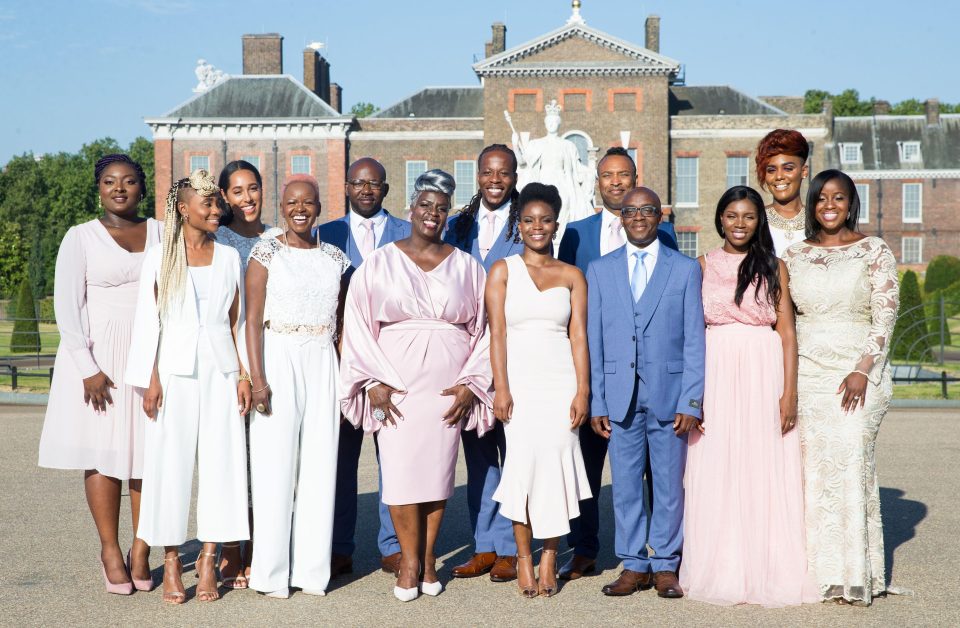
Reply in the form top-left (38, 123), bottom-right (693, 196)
top-left (680, 186), bottom-right (817, 607)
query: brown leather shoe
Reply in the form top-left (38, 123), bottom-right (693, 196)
top-left (489, 555), bottom-right (518, 582)
top-left (380, 552), bottom-right (401, 576)
top-left (330, 553), bottom-right (353, 579)
top-left (601, 569), bottom-right (653, 596)
top-left (653, 570), bottom-right (683, 598)
top-left (451, 552), bottom-right (497, 578)
top-left (558, 554), bottom-right (597, 581)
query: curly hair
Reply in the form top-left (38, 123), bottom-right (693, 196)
top-left (507, 183), bottom-right (562, 242)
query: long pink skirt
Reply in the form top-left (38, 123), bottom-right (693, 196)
top-left (680, 323), bottom-right (818, 607)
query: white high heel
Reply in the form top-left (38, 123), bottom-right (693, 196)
top-left (264, 588), bottom-right (290, 599)
top-left (393, 585), bottom-right (419, 602)
top-left (419, 580), bottom-right (443, 596)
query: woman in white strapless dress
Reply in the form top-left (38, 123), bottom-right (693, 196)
top-left (486, 182), bottom-right (591, 598)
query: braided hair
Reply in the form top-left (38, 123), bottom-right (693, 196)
top-left (453, 144), bottom-right (520, 242)
top-left (714, 186), bottom-right (781, 308)
top-left (94, 153), bottom-right (147, 202)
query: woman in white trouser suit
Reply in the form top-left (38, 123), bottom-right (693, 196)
top-left (244, 175), bottom-right (349, 599)
top-left (126, 169), bottom-right (252, 604)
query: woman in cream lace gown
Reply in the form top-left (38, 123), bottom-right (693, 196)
top-left (783, 170), bottom-right (899, 606)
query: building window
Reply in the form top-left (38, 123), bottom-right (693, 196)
top-left (291, 155), bottom-right (311, 175)
top-left (856, 183), bottom-right (870, 223)
top-left (676, 231), bottom-right (698, 258)
top-left (902, 237), bottom-right (923, 264)
top-left (405, 160), bottom-right (428, 204)
top-left (241, 155), bottom-right (260, 171)
top-left (898, 141), bottom-right (922, 163)
top-left (838, 143), bottom-right (862, 165)
top-left (726, 156), bottom-right (749, 188)
top-left (454, 160), bottom-right (476, 207)
top-left (627, 148), bottom-right (638, 165)
top-left (902, 183), bottom-right (922, 223)
top-left (189, 155), bottom-right (209, 172)
top-left (675, 157), bottom-right (699, 206)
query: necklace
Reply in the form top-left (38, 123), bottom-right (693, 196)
top-left (765, 206), bottom-right (805, 242)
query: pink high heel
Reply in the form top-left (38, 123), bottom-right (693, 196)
top-left (126, 550), bottom-right (154, 592)
top-left (100, 560), bottom-right (134, 595)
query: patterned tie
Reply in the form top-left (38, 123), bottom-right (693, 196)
top-left (631, 250), bottom-right (648, 303)
top-left (479, 212), bottom-right (498, 260)
top-left (359, 218), bottom-right (375, 259)
top-left (608, 220), bottom-right (626, 251)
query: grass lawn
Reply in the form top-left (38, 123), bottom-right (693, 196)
top-left (0, 321), bottom-right (60, 357)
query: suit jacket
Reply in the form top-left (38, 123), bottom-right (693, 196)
top-left (586, 244), bottom-right (705, 424)
top-left (558, 211), bottom-right (679, 274)
top-left (317, 210), bottom-right (411, 269)
top-left (445, 212), bottom-right (525, 272)
top-left (126, 242), bottom-right (244, 388)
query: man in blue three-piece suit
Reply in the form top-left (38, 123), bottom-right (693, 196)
top-left (318, 157), bottom-right (411, 579)
top-left (586, 187), bottom-right (705, 599)
top-left (444, 144), bottom-right (524, 582)
top-left (557, 147), bottom-right (678, 581)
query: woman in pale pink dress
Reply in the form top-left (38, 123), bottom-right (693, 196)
top-left (339, 170), bottom-right (492, 602)
top-left (38, 154), bottom-right (161, 594)
top-left (680, 186), bottom-right (817, 607)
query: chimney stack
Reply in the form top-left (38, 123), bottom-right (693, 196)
top-left (645, 15), bottom-right (660, 53)
top-left (303, 46), bottom-right (331, 102)
top-left (926, 98), bottom-right (940, 126)
top-left (242, 33), bottom-right (283, 75)
top-left (330, 83), bottom-right (342, 114)
top-left (873, 100), bottom-right (890, 115)
top-left (485, 22), bottom-right (507, 58)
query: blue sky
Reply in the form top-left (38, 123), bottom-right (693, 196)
top-left (1, 0), bottom-right (956, 166)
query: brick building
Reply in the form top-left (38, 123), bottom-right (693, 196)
top-left (146, 9), bottom-right (959, 267)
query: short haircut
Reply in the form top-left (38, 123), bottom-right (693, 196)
top-left (755, 129), bottom-right (809, 188)
top-left (409, 169), bottom-right (456, 206)
top-left (518, 182), bottom-right (562, 217)
top-left (805, 169), bottom-right (861, 239)
top-left (282, 174), bottom-right (320, 199)
top-left (597, 146), bottom-right (636, 176)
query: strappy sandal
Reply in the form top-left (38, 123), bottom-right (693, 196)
top-left (162, 556), bottom-right (186, 604)
top-left (219, 543), bottom-right (248, 589)
top-left (516, 554), bottom-right (538, 599)
top-left (195, 551), bottom-right (220, 602)
top-left (538, 549), bottom-right (558, 597)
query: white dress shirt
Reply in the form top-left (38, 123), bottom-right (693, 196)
top-left (625, 236), bottom-right (660, 285)
top-left (349, 208), bottom-right (388, 248)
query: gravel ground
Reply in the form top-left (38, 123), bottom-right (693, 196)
top-left (1, 406), bottom-right (957, 627)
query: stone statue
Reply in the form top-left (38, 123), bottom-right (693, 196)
top-left (193, 59), bottom-right (226, 93)
top-left (505, 100), bottom-right (597, 233)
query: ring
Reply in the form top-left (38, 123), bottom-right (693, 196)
top-left (372, 408), bottom-right (387, 423)
top-left (256, 403), bottom-right (266, 413)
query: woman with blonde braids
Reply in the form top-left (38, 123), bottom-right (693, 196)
top-left (126, 170), bottom-right (252, 604)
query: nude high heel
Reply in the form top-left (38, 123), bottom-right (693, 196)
top-left (100, 560), bottom-right (134, 596)
top-left (161, 556), bottom-right (186, 604)
top-left (195, 551), bottom-right (220, 602)
top-left (538, 549), bottom-right (558, 597)
top-left (516, 554), bottom-right (538, 599)
top-left (126, 549), bottom-right (154, 592)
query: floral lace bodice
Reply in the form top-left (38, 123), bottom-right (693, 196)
top-left (215, 225), bottom-right (282, 272)
top-left (249, 237), bottom-right (350, 340)
top-left (702, 248), bottom-right (777, 327)
top-left (783, 236), bottom-right (899, 382)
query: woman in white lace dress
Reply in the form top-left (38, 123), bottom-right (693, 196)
top-left (244, 175), bottom-right (350, 599)
top-left (783, 169), bottom-right (899, 606)
top-left (215, 160), bottom-right (280, 584)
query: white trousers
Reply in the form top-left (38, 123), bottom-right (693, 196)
top-left (249, 331), bottom-right (340, 594)
top-left (137, 337), bottom-right (249, 547)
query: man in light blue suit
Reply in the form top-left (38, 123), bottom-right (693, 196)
top-left (445, 144), bottom-right (524, 582)
top-left (557, 147), bottom-right (678, 581)
top-left (586, 187), bottom-right (704, 599)
top-left (318, 157), bottom-right (411, 578)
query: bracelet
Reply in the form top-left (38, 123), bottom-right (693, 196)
top-left (253, 383), bottom-right (270, 394)
top-left (239, 373), bottom-right (252, 384)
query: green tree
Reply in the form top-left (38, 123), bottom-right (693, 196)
top-left (832, 89), bottom-right (873, 116)
top-left (891, 270), bottom-right (932, 361)
top-left (803, 89), bottom-right (832, 114)
top-left (10, 278), bottom-right (40, 353)
top-left (349, 102), bottom-right (380, 118)
top-left (923, 255), bottom-right (960, 294)
top-left (890, 99), bottom-right (924, 115)
top-left (127, 136), bottom-right (156, 217)
top-left (0, 221), bottom-right (27, 298)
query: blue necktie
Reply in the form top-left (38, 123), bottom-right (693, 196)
top-left (631, 250), bottom-right (648, 303)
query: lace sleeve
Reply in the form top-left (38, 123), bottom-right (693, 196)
top-left (855, 239), bottom-right (899, 382)
top-left (249, 237), bottom-right (281, 269)
top-left (321, 242), bottom-right (351, 274)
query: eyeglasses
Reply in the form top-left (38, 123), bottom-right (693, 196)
top-left (621, 205), bottom-right (660, 218)
top-left (347, 179), bottom-right (385, 190)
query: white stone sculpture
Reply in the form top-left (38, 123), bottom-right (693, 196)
top-left (505, 100), bottom-right (597, 233)
top-left (193, 59), bottom-right (226, 93)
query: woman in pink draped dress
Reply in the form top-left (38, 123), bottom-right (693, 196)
top-left (339, 169), bottom-right (493, 602)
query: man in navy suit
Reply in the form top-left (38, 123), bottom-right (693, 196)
top-left (556, 147), bottom-right (677, 580)
top-left (318, 157), bottom-right (411, 578)
top-left (444, 144), bottom-right (525, 582)
top-left (587, 187), bottom-right (704, 598)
